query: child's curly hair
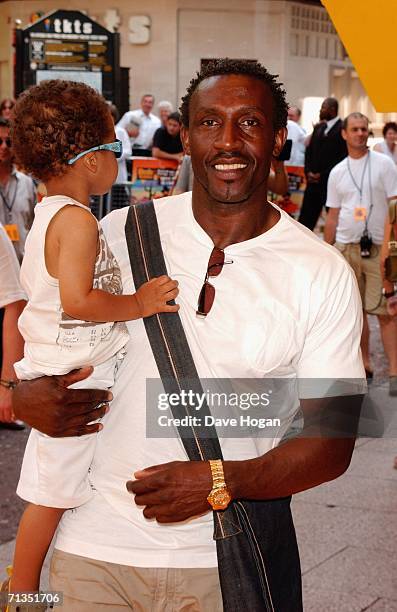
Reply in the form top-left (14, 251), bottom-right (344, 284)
top-left (11, 80), bottom-right (112, 181)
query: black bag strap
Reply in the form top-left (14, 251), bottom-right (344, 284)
top-left (125, 202), bottom-right (242, 537)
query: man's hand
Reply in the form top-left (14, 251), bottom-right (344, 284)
top-left (12, 367), bottom-right (111, 437)
top-left (126, 460), bottom-right (213, 523)
top-left (0, 386), bottom-right (15, 422)
top-left (307, 172), bottom-right (321, 184)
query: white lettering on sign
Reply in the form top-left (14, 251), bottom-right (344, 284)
top-left (128, 15), bottom-right (151, 45)
top-left (104, 9), bottom-right (121, 33)
top-left (54, 18), bottom-right (62, 33)
top-left (51, 17), bottom-right (93, 35)
top-left (63, 19), bottom-right (73, 34)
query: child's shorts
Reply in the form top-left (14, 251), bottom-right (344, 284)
top-left (15, 350), bottom-right (125, 508)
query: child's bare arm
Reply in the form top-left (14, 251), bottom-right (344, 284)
top-left (47, 206), bottom-right (179, 322)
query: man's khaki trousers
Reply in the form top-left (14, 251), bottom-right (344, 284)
top-left (50, 549), bottom-right (223, 611)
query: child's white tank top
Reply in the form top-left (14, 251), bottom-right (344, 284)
top-left (18, 196), bottom-right (128, 375)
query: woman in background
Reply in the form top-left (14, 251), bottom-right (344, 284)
top-left (374, 122), bottom-right (397, 165)
top-left (0, 99), bottom-right (15, 121)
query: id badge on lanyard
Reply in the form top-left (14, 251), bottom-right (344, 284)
top-left (0, 176), bottom-right (19, 240)
top-left (354, 207), bottom-right (367, 222)
top-left (4, 224), bottom-right (20, 241)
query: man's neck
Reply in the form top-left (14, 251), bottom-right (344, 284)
top-left (348, 147), bottom-right (368, 160)
top-left (0, 162), bottom-right (12, 185)
top-left (191, 181), bottom-right (279, 249)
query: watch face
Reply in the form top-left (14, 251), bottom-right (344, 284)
top-left (207, 487), bottom-right (232, 510)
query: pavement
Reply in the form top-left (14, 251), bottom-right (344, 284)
top-left (0, 315), bottom-right (396, 611)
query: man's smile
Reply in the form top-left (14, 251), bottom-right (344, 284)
top-left (213, 163), bottom-right (248, 171)
top-left (209, 157), bottom-right (251, 181)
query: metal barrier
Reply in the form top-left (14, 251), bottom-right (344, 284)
top-left (89, 185), bottom-right (135, 221)
top-left (90, 175), bottom-right (177, 221)
top-left (89, 194), bottom-right (106, 220)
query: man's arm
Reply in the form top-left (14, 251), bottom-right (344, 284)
top-left (128, 259), bottom-right (365, 522)
top-left (324, 207), bottom-right (340, 244)
top-left (0, 299), bottom-right (26, 422)
top-left (226, 394), bottom-right (362, 499)
top-left (152, 147), bottom-right (183, 162)
top-left (324, 168), bottom-right (341, 244)
top-left (268, 160), bottom-right (288, 195)
top-left (128, 393), bottom-right (362, 523)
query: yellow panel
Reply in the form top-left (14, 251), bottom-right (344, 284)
top-left (323, 0), bottom-right (397, 112)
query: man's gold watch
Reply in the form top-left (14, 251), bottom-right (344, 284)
top-left (207, 459), bottom-right (232, 510)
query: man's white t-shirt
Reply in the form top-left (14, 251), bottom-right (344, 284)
top-left (326, 150), bottom-right (397, 244)
top-left (55, 193), bottom-right (365, 568)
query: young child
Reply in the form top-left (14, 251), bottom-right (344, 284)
top-left (8, 80), bottom-right (180, 596)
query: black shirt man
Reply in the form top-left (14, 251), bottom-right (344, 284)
top-left (298, 97), bottom-right (347, 230)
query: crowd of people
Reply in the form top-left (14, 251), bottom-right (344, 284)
top-left (0, 59), bottom-right (396, 608)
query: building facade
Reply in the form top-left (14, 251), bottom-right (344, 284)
top-left (0, 0), bottom-right (395, 133)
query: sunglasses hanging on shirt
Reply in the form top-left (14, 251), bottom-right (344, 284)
top-left (196, 247), bottom-right (233, 317)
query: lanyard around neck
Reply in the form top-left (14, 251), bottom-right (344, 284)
top-left (0, 174), bottom-right (18, 218)
top-left (347, 151), bottom-right (373, 231)
top-left (346, 151), bottom-right (369, 203)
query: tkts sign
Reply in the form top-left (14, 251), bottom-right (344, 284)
top-left (49, 17), bottom-right (93, 35)
top-left (28, 10), bottom-right (104, 39)
top-left (14, 9), bottom-right (118, 102)
top-left (20, 10), bottom-right (114, 70)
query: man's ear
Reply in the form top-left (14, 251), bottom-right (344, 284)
top-left (180, 125), bottom-right (191, 155)
top-left (272, 127), bottom-right (288, 158)
top-left (83, 152), bottom-right (98, 174)
top-left (341, 129), bottom-right (347, 142)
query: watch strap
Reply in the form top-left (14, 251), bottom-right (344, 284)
top-left (209, 459), bottom-right (227, 489)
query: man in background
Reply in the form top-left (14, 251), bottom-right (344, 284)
top-left (118, 94), bottom-right (161, 152)
top-left (0, 223), bottom-right (26, 429)
top-left (288, 105), bottom-right (302, 124)
top-left (298, 97), bottom-right (347, 230)
top-left (152, 112), bottom-right (184, 162)
top-left (0, 117), bottom-right (36, 262)
top-left (324, 112), bottom-right (397, 396)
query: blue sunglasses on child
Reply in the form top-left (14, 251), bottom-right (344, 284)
top-left (67, 139), bottom-right (123, 165)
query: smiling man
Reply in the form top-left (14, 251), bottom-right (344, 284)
top-left (13, 60), bottom-right (365, 611)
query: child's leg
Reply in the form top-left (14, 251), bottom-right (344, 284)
top-left (10, 504), bottom-right (64, 592)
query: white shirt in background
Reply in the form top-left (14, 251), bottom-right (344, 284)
top-left (326, 150), bottom-right (397, 244)
top-left (0, 222), bottom-right (26, 307)
top-left (115, 125), bottom-right (132, 183)
top-left (117, 109), bottom-right (161, 149)
top-left (374, 140), bottom-right (397, 165)
top-left (287, 120), bottom-right (306, 166)
top-left (323, 115), bottom-right (340, 135)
